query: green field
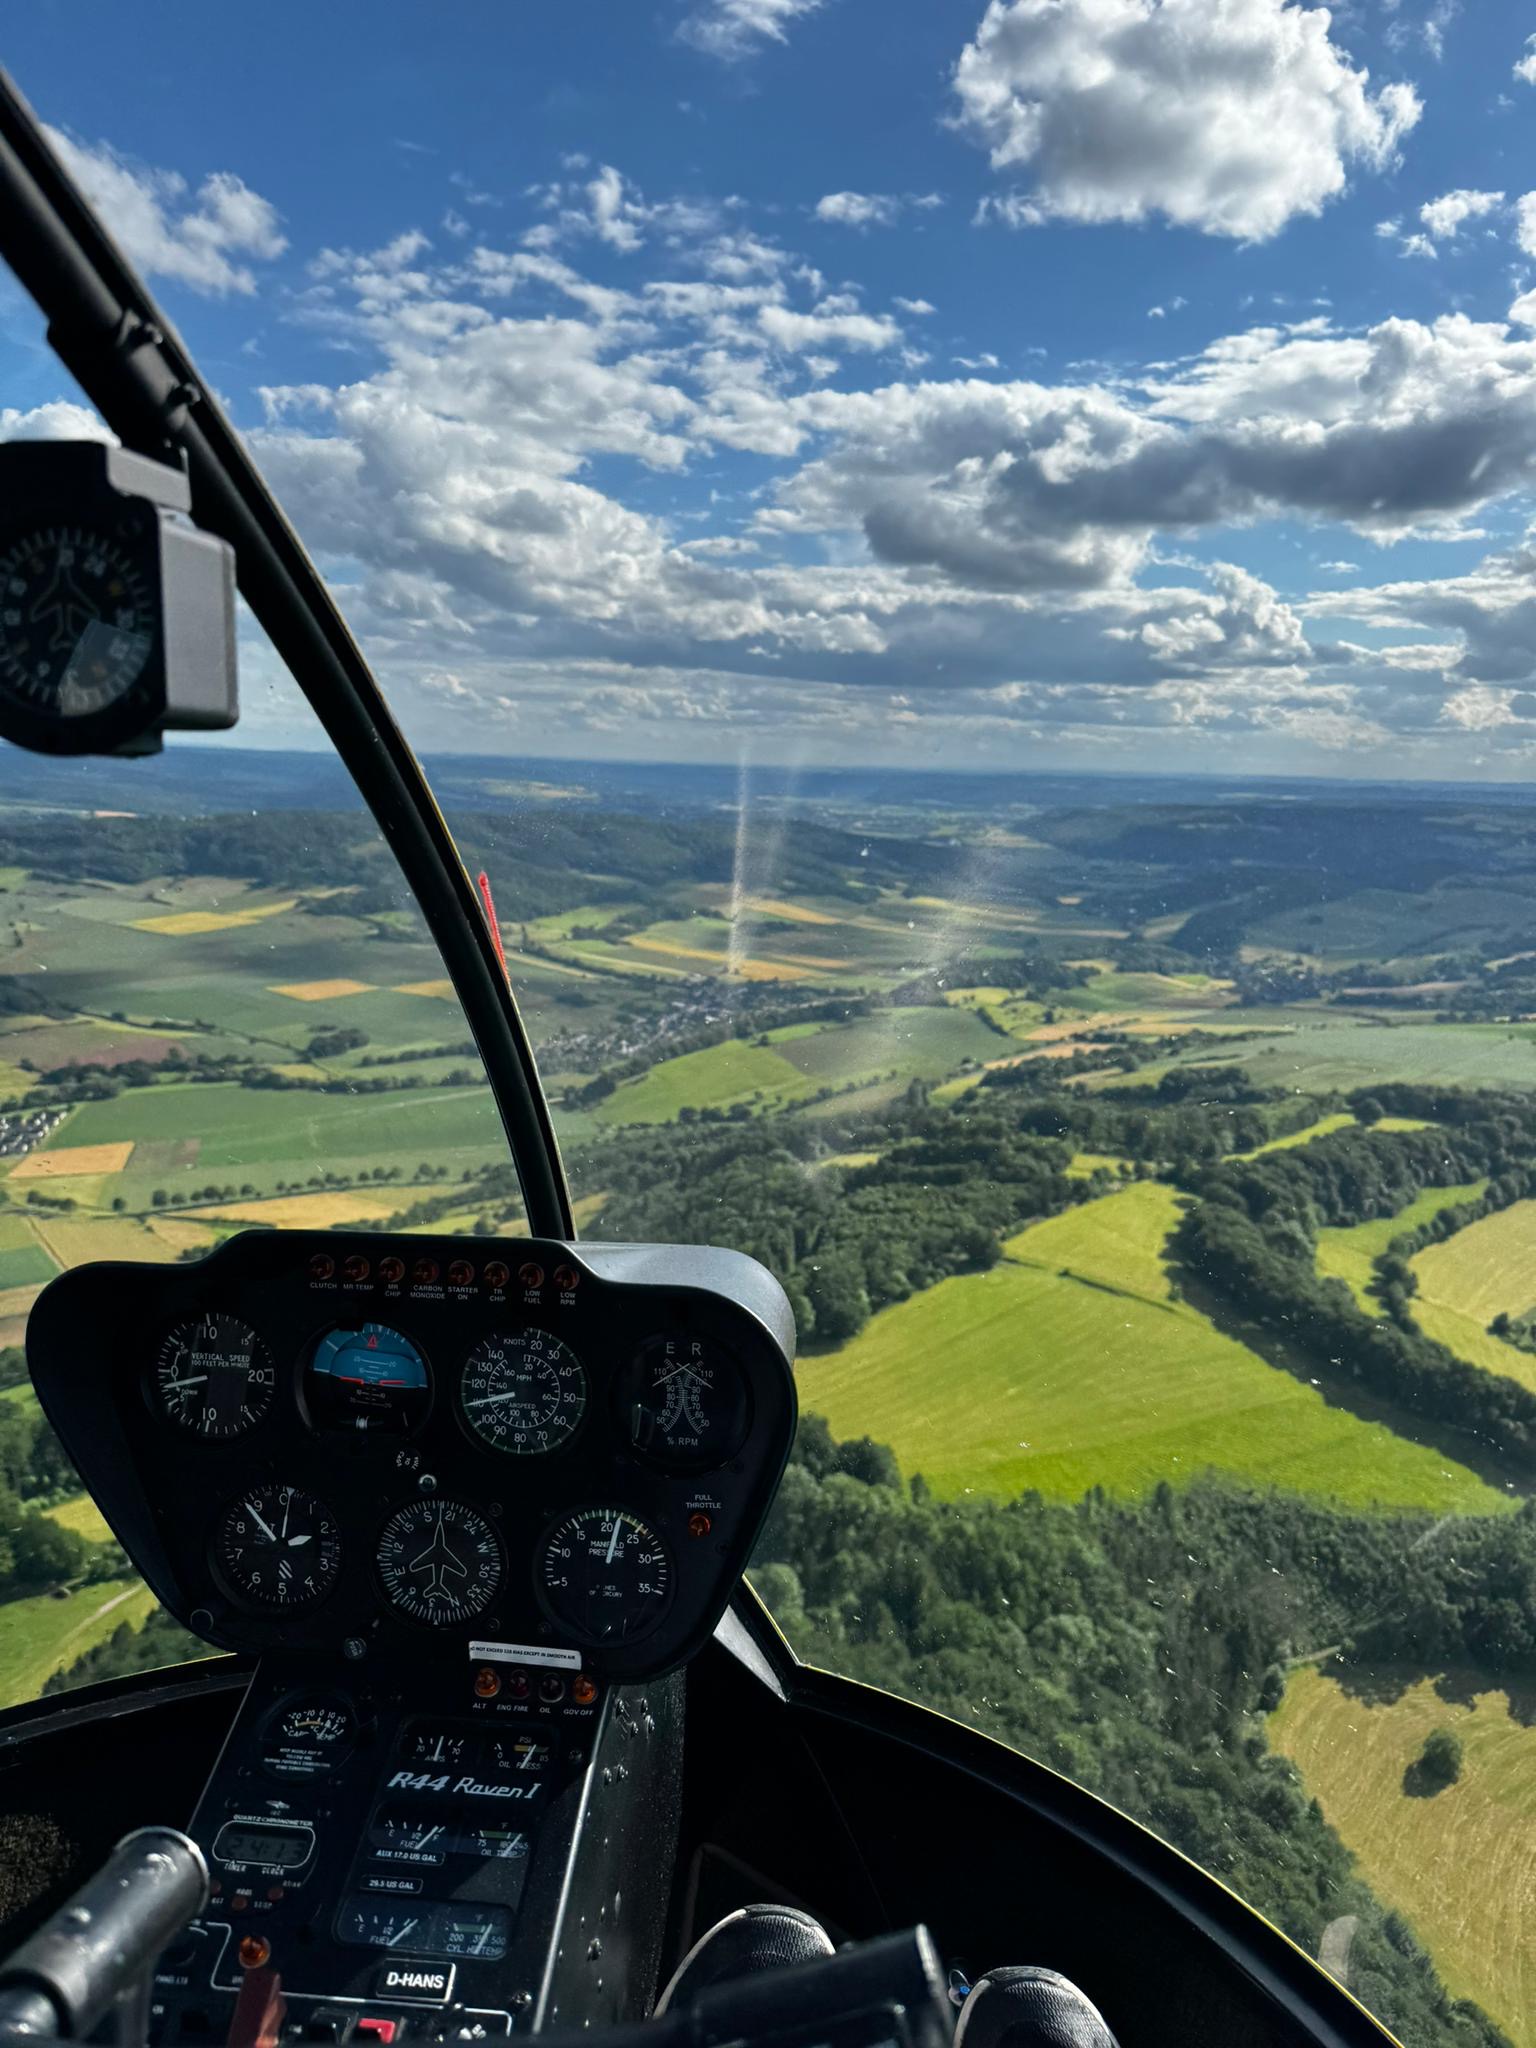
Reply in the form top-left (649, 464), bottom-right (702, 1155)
top-left (594, 1007), bottom-right (1016, 1126)
top-left (1315, 1180), bottom-right (1489, 1311)
top-left (52, 1081), bottom-right (503, 1180)
top-left (798, 1186), bottom-right (1506, 1511)
top-left (45, 1494), bottom-right (115, 1543)
top-left (1147, 1018), bottom-right (1536, 1095)
top-left (0, 1244), bottom-right (58, 1290)
top-left (1273, 1666), bottom-right (1536, 2048)
top-left (1409, 1202), bottom-right (1536, 1395)
top-left (0, 1578), bottom-right (155, 1710)
top-left (1237, 1112), bottom-right (1356, 1157)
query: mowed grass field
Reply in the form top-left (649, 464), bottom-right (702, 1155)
top-left (0, 1578), bottom-right (156, 1710)
top-left (1316, 1180), bottom-right (1488, 1310)
top-left (1145, 1018), bottom-right (1536, 1095)
top-left (1410, 1202), bottom-right (1536, 1395)
top-left (1272, 1665), bottom-right (1536, 2048)
top-left (594, 1007), bottom-right (1016, 1126)
top-left (50, 1082), bottom-right (504, 1177)
top-left (798, 1186), bottom-right (1506, 1511)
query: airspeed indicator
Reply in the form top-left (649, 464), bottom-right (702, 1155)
top-left (460, 1330), bottom-right (586, 1456)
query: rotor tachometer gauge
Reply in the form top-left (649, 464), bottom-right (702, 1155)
top-left (262, 1694), bottom-right (355, 1779)
top-left (154, 1314), bottom-right (275, 1439)
top-left (215, 1485), bottom-right (342, 1610)
top-left (617, 1333), bottom-right (751, 1472)
top-left (0, 525), bottom-right (156, 724)
top-left (537, 1506), bottom-right (673, 1648)
top-left (459, 1330), bottom-right (587, 1456)
top-left (376, 1499), bottom-right (502, 1626)
top-left (304, 1322), bottom-right (430, 1436)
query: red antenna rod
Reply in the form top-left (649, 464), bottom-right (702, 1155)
top-left (476, 870), bottom-right (509, 982)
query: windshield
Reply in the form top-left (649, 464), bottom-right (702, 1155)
top-left (5, 10), bottom-right (1536, 2046)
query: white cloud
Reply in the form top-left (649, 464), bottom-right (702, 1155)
top-left (1516, 33), bottom-right (1536, 86)
top-left (677, 0), bottom-right (820, 60)
top-left (954, 0), bottom-right (1421, 242)
top-left (44, 126), bottom-right (286, 295)
top-left (813, 192), bottom-right (943, 229)
top-left (895, 297), bottom-right (936, 316)
top-left (0, 401), bottom-right (112, 443)
top-left (814, 192), bottom-right (901, 228)
top-left (758, 299), bottom-right (901, 353)
top-left (1418, 187), bottom-right (1503, 239)
top-left (1515, 193), bottom-right (1536, 259)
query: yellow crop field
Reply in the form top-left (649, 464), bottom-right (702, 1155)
top-left (270, 979), bottom-right (376, 1001)
top-left (12, 1142), bottom-right (134, 1180)
top-left (190, 1190), bottom-right (405, 1229)
top-left (736, 896), bottom-right (839, 925)
top-left (131, 899), bottom-right (296, 936)
top-left (623, 937), bottom-right (810, 981)
top-left (395, 979), bottom-right (456, 998)
top-left (1272, 1665), bottom-right (1536, 2048)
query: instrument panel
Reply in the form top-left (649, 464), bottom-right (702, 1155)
top-left (27, 1231), bottom-right (796, 1680)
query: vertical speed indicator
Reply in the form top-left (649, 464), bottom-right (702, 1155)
top-left (155, 1315), bottom-right (274, 1439)
top-left (537, 1506), bottom-right (673, 1647)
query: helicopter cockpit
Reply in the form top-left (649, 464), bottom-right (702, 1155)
top-left (0, 33), bottom-right (1476, 2048)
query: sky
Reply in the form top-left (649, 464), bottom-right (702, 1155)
top-left (3, 0), bottom-right (1536, 778)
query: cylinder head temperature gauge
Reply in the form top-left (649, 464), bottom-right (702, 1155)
top-left (617, 1333), bottom-right (751, 1472)
top-left (537, 1506), bottom-right (673, 1647)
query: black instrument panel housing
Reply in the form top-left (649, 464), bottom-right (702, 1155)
top-left (26, 1231), bottom-right (796, 1681)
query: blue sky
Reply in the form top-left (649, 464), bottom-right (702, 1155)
top-left (3, 0), bottom-right (1536, 776)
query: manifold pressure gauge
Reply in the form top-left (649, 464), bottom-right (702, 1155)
top-left (0, 441), bottom-right (238, 756)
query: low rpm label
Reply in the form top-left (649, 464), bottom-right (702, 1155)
top-left (468, 1639), bottom-right (582, 1671)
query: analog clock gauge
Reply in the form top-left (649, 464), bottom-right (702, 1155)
top-left (215, 1485), bottom-right (342, 1610)
top-left (375, 1499), bottom-right (502, 1626)
top-left (155, 1314), bottom-right (275, 1439)
top-left (460, 1330), bottom-right (586, 1455)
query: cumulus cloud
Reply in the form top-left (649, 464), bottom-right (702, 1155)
top-left (677, 0), bottom-right (821, 60)
top-left (1418, 188), bottom-right (1504, 239)
top-left (1309, 534), bottom-right (1536, 691)
top-left (1516, 33), bottom-right (1536, 86)
top-left (813, 192), bottom-right (942, 228)
top-left (0, 401), bottom-right (112, 443)
top-left (1515, 192), bottom-right (1536, 259)
top-left (160, 179), bottom-right (1536, 770)
top-left (44, 126), bottom-right (285, 295)
top-left (954, 0), bottom-right (1421, 241)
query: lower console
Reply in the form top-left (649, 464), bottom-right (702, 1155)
top-left (150, 1655), bottom-right (683, 2043)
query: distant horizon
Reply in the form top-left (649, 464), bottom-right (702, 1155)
top-left (6, 739), bottom-right (1536, 810)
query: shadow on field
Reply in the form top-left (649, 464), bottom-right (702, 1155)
top-left (1174, 1267), bottom-right (1532, 1501)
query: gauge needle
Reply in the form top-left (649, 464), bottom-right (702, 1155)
top-left (605, 1516), bottom-right (621, 1564)
top-left (167, 1373), bottom-right (207, 1388)
top-left (280, 1493), bottom-right (292, 1540)
top-left (466, 1390), bottom-right (526, 1407)
top-left (652, 1363), bottom-right (709, 1388)
top-left (386, 1920), bottom-right (418, 1948)
top-left (246, 1502), bottom-right (278, 1543)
